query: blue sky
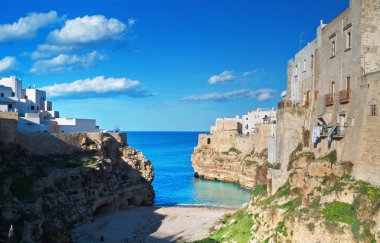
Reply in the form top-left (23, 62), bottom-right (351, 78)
top-left (0, 0), bottom-right (348, 131)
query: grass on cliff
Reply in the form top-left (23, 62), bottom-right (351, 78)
top-left (195, 209), bottom-right (253, 243)
top-left (222, 147), bottom-right (242, 155)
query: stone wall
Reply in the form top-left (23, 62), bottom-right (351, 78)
top-left (18, 132), bottom-right (127, 155)
top-left (361, 0), bottom-right (380, 74)
top-left (0, 112), bottom-right (18, 144)
top-left (270, 108), bottom-right (306, 194)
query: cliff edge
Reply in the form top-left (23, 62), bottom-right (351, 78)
top-left (0, 132), bottom-right (154, 242)
top-left (198, 149), bottom-right (380, 242)
top-left (192, 145), bottom-right (270, 189)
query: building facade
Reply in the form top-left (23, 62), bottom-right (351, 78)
top-left (277, 0), bottom-right (380, 186)
top-left (242, 108), bottom-right (277, 135)
top-left (0, 76), bottom-right (100, 133)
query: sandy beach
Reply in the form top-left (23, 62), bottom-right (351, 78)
top-left (71, 206), bottom-right (234, 243)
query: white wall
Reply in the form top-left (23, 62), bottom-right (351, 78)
top-left (242, 109), bottom-right (277, 135)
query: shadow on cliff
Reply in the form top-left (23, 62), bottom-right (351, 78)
top-left (0, 132), bottom-right (156, 242)
top-left (71, 206), bottom-right (189, 243)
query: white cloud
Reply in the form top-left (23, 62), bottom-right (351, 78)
top-left (40, 76), bottom-right (140, 98)
top-left (0, 11), bottom-right (59, 42)
top-left (0, 56), bottom-right (18, 73)
top-left (242, 69), bottom-right (259, 77)
top-left (30, 51), bottom-right (106, 74)
top-left (208, 71), bottom-right (235, 84)
top-left (128, 18), bottom-right (137, 27)
top-left (31, 44), bottom-right (77, 59)
top-left (48, 15), bottom-right (126, 45)
top-left (181, 89), bottom-right (276, 103)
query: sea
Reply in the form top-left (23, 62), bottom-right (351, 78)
top-left (127, 131), bottom-right (252, 208)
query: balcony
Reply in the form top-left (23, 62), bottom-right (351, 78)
top-left (320, 125), bottom-right (345, 139)
top-left (278, 100), bottom-right (292, 110)
top-left (325, 94), bottom-right (334, 106)
top-left (339, 90), bottom-right (351, 103)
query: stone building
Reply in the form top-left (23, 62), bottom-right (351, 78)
top-left (242, 108), bottom-right (277, 135)
top-left (277, 0), bottom-right (380, 187)
top-left (0, 76), bottom-right (100, 133)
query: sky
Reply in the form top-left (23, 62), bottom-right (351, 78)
top-left (0, 0), bottom-right (349, 131)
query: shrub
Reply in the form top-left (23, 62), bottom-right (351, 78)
top-left (266, 162), bottom-right (281, 170)
top-left (319, 150), bottom-right (337, 164)
top-left (306, 222), bottom-right (315, 232)
top-left (201, 210), bottom-right (253, 243)
top-left (322, 201), bottom-right (356, 225)
top-left (252, 184), bottom-right (267, 198)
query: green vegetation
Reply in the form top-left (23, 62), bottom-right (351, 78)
top-left (274, 221), bottom-right (288, 237)
top-left (319, 150), bottom-right (337, 164)
top-left (252, 184), bottom-right (267, 198)
top-left (265, 162), bottom-right (281, 170)
top-left (306, 222), bottom-right (315, 232)
top-left (280, 195), bottom-right (302, 214)
top-left (288, 151), bottom-right (315, 170)
top-left (196, 209), bottom-right (253, 243)
top-left (245, 160), bottom-right (257, 167)
top-left (355, 180), bottom-right (380, 205)
top-left (222, 147), bottom-right (242, 155)
top-left (257, 183), bottom-right (291, 208)
top-left (258, 149), bottom-right (268, 161)
top-left (322, 201), bottom-right (356, 226)
top-left (50, 151), bottom-right (99, 169)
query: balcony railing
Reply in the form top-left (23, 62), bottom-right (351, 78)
top-left (325, 94), bottom-right (334, 106)
top-left (339, 90), bottom-right (351, 103)
top-left (278, 100), bottom-right (292, 110)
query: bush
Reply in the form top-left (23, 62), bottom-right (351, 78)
top-left (252, 184), bottom-right (267, 198)
top-left (322, 201), bottom-right (356, 225)
top-left (266, 162), bottom-right (281, 170)
top-left (306, 222), bottom-right (315, 232)
top-left (319, 150), bottom-right (337, 164)
top-left (200, 210), bottom-right (253, 243)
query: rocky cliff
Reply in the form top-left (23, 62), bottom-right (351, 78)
top-left (0, 133), bottom-right (154, 242)
top-left (200, 149), bottom-right (380, 242)
top-left (192, 145), bottom-right (270, 189)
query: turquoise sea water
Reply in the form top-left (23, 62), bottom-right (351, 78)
top-left (127, 132), bottom-right (252, 208)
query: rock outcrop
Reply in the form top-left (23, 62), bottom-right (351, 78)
top-left (202, 148), bottom-right (380, 242)
top-left (192, 145), bottom-right (269, 189)
top-left (0, 133), bottom-right (154, 242)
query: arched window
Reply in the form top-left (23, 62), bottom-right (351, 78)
top-left (369, 99), bottom-right (378, 116)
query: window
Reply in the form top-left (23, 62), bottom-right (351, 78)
top-left (11, 92), bottom-right (15, 97)
top-left (0, 93), bottom-right (3, 97)
top-left (331, 40), bottom-right (336, 57)
top-left (370, 105), bottom-right (377, 116)
top-left (303, 59), bottom-right (307, 72)
top-left (331, 82), bottom-right (335, 94)
top-left (207, 138), bottom-right (211, 144)
top-left (346, 31), bottom-right (352, 49)
top-left (31, 106), bottom-right (34, 111)
top-left (8, 104), bottom-right (12, 109)
top-left (346, 77), bottom-right (351, 91)
top-left (311, 55), bottom-right (314, 68)
top-left (37, 106), bottom-right (39, 110)
top-left (25, 95), bottom-right (28, 99)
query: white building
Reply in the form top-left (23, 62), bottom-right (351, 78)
top-left (242, 108), bottom-right (277, 135)
top-left (0, 76), bottom-right (100, 133)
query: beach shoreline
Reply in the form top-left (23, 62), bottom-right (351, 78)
top-left (71, 205), bottom-right (236, 242)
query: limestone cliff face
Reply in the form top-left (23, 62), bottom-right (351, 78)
top-left (206, 149), bottom-right (380, 242)
top-left (191, 145), bottom-right (267, 189)
top-left (0, 133), bottom-right (154, 242)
